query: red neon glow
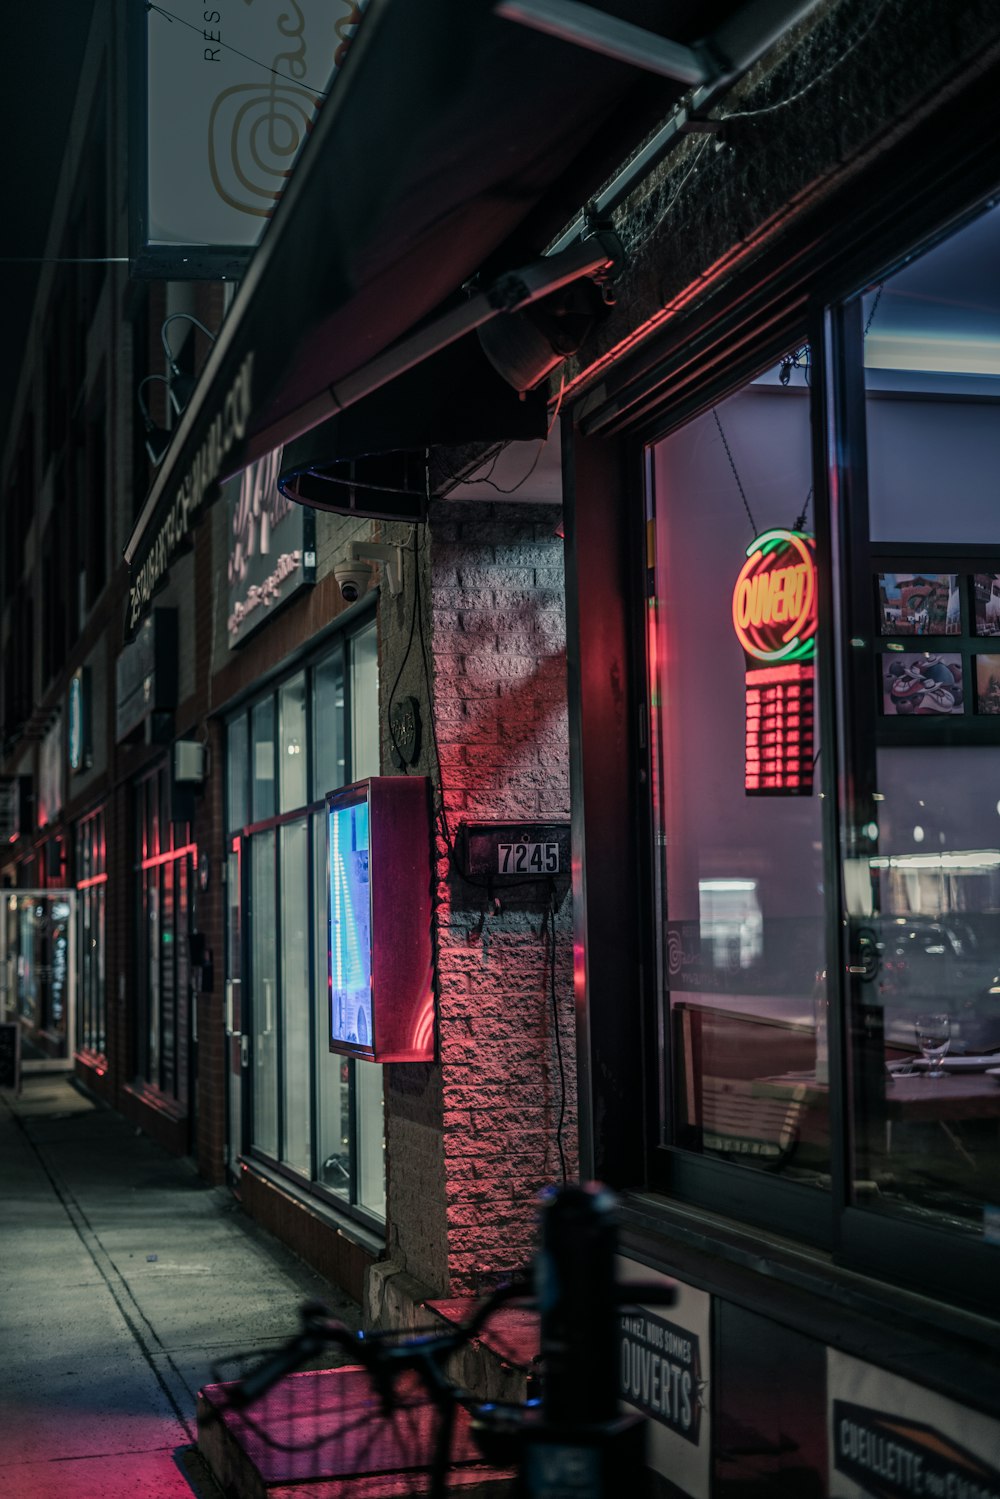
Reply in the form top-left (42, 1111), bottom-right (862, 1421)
top-left (77, 872), bottom-right (108, 890)
top-left (744, 661), bottom-right (815, 796)
top-left (732, 531), bottom-right (817, 663)
top-left (410, 992), bottom-right (436, 1055)
top-left (140, 841), bottom-right (198, 871)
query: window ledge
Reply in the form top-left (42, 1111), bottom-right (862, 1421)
top-left (239, 1155), bottom-right (385, 1258)
top-left (619, 1191), bottom-right (1000, 1404)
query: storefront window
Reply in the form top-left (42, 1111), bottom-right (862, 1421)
top-left (842, 202), bottom-right (1000, 1237)
top-left (76, 805), bottom-right (107, 1057)
top-left (225, 615), bottom-right (385, 1223)
top-left (135, 763), bottom-right (192, 1102)
top-left (647, 360), bottom-right (831, 1184)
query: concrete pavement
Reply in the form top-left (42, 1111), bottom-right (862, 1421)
top-left (0, 1073), bottom-right (360, 1499)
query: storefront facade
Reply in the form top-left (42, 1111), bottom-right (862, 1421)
top-left (562, 10), bottom-right (1000, 1490)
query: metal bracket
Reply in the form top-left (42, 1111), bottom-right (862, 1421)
top-left (350, 540), bottom-right (403, 596)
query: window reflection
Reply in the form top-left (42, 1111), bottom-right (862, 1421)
top-left (648, 359), bottom-right (831, 1183)
top-left (847, 200), bottom-right (1000, 1234)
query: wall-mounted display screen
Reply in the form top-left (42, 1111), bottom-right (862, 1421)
top-left (325, 776), bottom-right (434, 1062)
top-left (328, 790), bottom-right (373, 1050)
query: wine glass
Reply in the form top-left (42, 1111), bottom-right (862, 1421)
top-left (914, 1013), bottom-right (951, 1077)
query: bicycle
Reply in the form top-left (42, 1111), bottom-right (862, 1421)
top-left (198, 1182), bottom-right (677, 1498)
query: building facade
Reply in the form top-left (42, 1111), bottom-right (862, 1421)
top-left (3, 0), bottom-right (1000, 1493)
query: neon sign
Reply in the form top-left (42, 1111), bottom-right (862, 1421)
top-left (732, 529), bottom-right (817, 663)
top-left (735, 531), bottom-right (817, 796)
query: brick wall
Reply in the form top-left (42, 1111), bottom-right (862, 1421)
top-left (382, 500), bottom-right (576, 1298)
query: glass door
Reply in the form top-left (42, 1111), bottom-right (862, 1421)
top-left (0, 891), bottom-right (77, 1071)
top-left (833, 203), bottom-right (1000, 1259)
top-left (224, 836), bottom-right (246, 1180)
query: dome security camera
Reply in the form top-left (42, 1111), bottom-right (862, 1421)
top-left (334, 560), bottom-right (373, 603)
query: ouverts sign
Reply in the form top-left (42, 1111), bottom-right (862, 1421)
top-left (128, 352), bottom-right (254, 633)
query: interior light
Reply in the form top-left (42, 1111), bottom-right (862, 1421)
top-left (700, 879), bottom-right (758, 892)
top-left (865, 330), bottom-right (1000, 376)
top-left (912, 825), bottom-right (925, 843)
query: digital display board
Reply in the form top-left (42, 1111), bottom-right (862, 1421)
top-left (733, 530), bottom-right (818, 797)
top-left (328, 788), bottom-right (373, 1051)
top-left (325, 777), bottom-right (434, 1062)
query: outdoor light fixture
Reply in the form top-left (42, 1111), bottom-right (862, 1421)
top-left (161, 313), bottom-right (217, 418)
top-left (136, 375), bottom-right (172, 467)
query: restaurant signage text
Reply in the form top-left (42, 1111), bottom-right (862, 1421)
top-left (618, 1307), bottom-right (701, 1444)
top-left (226, 447), bottom-right (315, 646)
top-left (828, 1350), bottom-right (1000, 1499)
top-left (128, 354), bottom-right (254, 637)
top-left (616, 1258), bottom-right (710, 1499)
top-left (134, 0), bottom-right (365, 276)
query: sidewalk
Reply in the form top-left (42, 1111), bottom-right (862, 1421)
top-left (0, 1073), bottom-right (360, 1499)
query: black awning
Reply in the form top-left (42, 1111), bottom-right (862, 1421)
top-left (125, 0), bottom-right (821, 604)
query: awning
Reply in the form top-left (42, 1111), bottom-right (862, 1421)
top-left (125, 0), bottom-right (825, 615)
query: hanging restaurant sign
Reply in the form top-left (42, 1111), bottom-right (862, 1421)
top-left (732, 529), bottom-right (817, 796)
top-left (130, 0), bottom-right (366, 278)
top-left (226, 447), bottom-right (316, 647)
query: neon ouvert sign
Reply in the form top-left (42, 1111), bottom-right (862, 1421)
top-left (732, 529), bottom-right (817, 663)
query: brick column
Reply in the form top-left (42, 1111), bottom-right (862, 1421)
top-left (381, 500), bottom-right (577, 1299)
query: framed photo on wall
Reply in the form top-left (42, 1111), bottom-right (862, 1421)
top-left (971, 574), bottom-right (1000, 638)
top-left (876, 573), bottom-right (961, 636)
top-left (974, 655), bottom-right (1000, 715)
top-left (880, 653), bottom-right (964, 716)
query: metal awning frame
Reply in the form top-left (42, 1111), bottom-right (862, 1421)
top-left (125, 0), bottom-right (825, 569)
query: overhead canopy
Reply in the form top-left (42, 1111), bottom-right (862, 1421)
top-left (125, 0), bottom-right (824, 608)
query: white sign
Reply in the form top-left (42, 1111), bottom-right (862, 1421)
top-left (38, 714), bottom-right (64, 829)
top-left (141, 0), bottom-right (364, 264)
top-left (226, 447), bottom-right (315, 645)
top-left (617, 1255), bottom-right (711, 1499)
top-left (828, 1349), bottom-right (1000, 1498)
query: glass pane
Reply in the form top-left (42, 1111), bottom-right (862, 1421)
top-left (863, 203), bottom-right (1000, 544)
top-left (350, 622), bottom-right (379, 778)
top-left (147, 872), bottom-right (160, 1084)
top-left (281, 820), bottom-right (311, 1176)
top-left (250, 830), bottom-right (278, 1156)
top-left (845, 205), bottom-right (1000, 1234)
top-left (228, 713), bottom-right (249, 832)
top-left (251, 697), bottom-right (276, 823)
top-left (313, 649), bottom-right (346, 797)
top-left (279, 674), bottom-right (308, 811)
top-left (355, 1059), bottom-right (386, 1218)
top-left (161, 862), bottom-right (175, 1095)
top-left (313, 809), bottom-right (350, 1198)
top-left (649, 362), bottom-right (830, 1184)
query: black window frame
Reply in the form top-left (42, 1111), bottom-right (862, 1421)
top-left (591, 190), bottom-right (1000, 1319)
top-left (224, 605), bottom-right (384, 1233)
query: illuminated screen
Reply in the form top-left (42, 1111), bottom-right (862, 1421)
top-left (328, 792), bottom-right (373, 1051)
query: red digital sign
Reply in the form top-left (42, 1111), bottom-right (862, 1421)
top-left (734, 531), bottom-right (818, 797)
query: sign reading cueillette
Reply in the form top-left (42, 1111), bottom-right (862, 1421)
top-left (732, 529), bottom-right (818, 796)
top-left (127, 353), bottom-right (254, 639)
top-left (828, 1349), bottom-right (1000, 1498)
top-left (226, 447), bottom-right (316, 648)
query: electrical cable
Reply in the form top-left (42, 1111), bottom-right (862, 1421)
top-left (712, 408), bottom-right (758, 536)
top-left (626, 135), bottom-right (712, 258)
top-left (468, 375), bottom-right (566, 496)
top-left (145, 2), bottom-right (330, 96)
top-left (548, 888), bottom-right (568, 1185)
top-left (720, 0), bottom-right (888, 122)
top-left (385, 530), bottom-right (422, 774)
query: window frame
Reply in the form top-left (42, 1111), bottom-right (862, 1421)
top-left (224, 607), bottom-right (385, 1231)
top-left (615, 197), bottom-right (1000, 1315)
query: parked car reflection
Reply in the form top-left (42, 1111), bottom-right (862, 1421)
top-left (868, 915), bottom-right (1000, 1053)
